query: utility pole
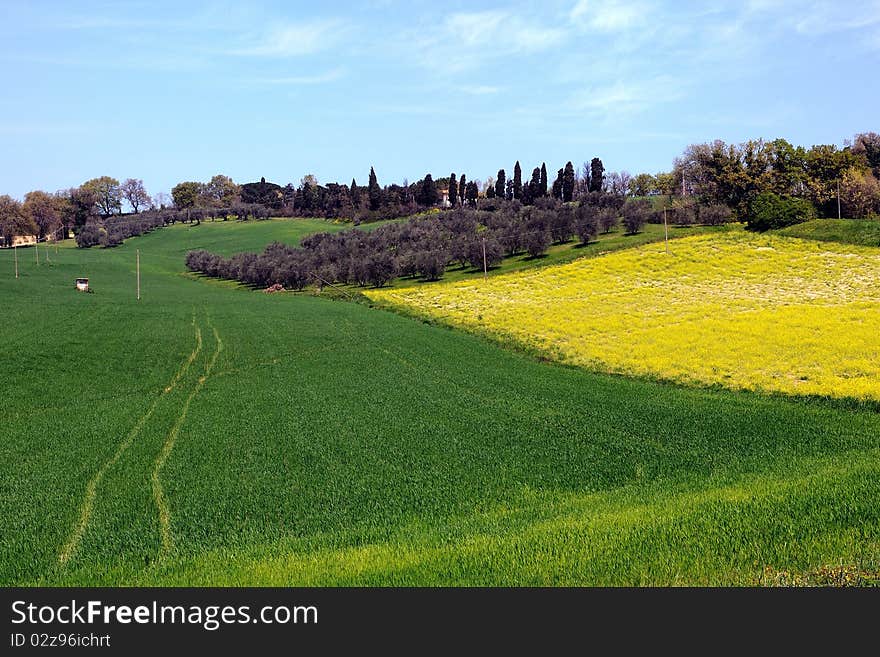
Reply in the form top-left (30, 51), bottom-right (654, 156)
top-left (137, 249), bottom-right (141, 300)
top-left (837, 179), bottom-right (841, 220)
top-left (481, 236), bottom-right (488, 280)
top-left (663, 208), bottom-right (669, 254)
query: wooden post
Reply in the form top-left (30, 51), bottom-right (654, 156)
top-left (663, 208), bottom-right (669, 254)
top-left (137, 249), bottom-right (141, 301)
top-left (482, 236), bottom-right (488, 280)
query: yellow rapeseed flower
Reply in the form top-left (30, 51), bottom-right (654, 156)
top-left (366, 229), bottom-right (880, 401)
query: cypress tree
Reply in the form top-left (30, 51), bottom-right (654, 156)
top-left (513, 161), bottom-right (522, 200)
top-left (495, 169), bottom-right (506, 199)
top-left (562, 161), bottom-right (576, 202)
top-left (448, 173), bottom-right (457, 207)
top-left (350, 178), bottom-right (360, 207)
top-left (524, 167), bottom-right (540, 205)
top-left (465, 181), bottom-right (478, 206)
top-left (368, 166), bottom-right (381, 211)
top-left (552, 168), bottom-right (564, 199)
top-left (459, 173), bottom-right (467, 204)
top-left (419, 174), bottom-right (439, 206)
top-left (589, 158), bottom-right (605, 193)
top-left (540, 163), bottom-right (548, 196)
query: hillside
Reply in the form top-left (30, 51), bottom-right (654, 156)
top-left (1, 220), bottom-right (878, 586)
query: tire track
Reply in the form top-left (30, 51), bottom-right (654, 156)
top-left (58, 318), bottom-right (203, 566)
top-left (151, 324), bottom-right (223, 557)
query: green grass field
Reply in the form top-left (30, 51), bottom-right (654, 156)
top-left (1, 218), bottom-right (878, 586)
top-left (777, 218), bottom-right (880, 247)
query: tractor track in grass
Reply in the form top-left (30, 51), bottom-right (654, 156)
top-left (151, 323), bottom-right (223, 557)
top-left (58, 316), bottom-right (203, 566)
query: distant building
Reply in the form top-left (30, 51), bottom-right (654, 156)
top-left (13, 235), bottom-right (37, 246)
top-left (438, 188), bottom-right (451, 208)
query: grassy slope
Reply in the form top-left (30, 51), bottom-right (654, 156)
top-left (776, 218), bottom-right (880, 247)
top-left (0, 220), bottom-right (877, 586)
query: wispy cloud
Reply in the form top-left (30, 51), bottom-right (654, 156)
top-left (230, 19), bottom-right (348, 57)
top-left (745, 0), bottom-right (880, 35)
top-left (570, 0), bottom-right (648, 32)
top-left (255, 68), bottom-right (345, 85)
top-left (565, 76), bottom-right (685, 117)
top-left (412, 10), bottom-right (567, 73)
top-left (463, 85), bottom-right (502, 95)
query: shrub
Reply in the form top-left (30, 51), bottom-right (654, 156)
top-left (622, 199), bottom-right (652, 234)
top-left (699, 204), bottom-right (734, 226)
top-left (574, 205), bottom-right (599, 244)
top-left (75, 224), bottom-right (104, 248)
top-left (598, 208), bottom-right (619, 233)
top-left (747, 192), bottom-right (816, 232)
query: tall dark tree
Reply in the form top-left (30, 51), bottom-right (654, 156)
top-left (448, 173), bottom-right (458, 207)
top-left (552, 168), bottom-right (564, 199)
top-left (562, 161), bottom-right (576, 202)
top-left (458, 173), bottom-right (467, 205)
top-left (530, 166), bottom-right (541, 189)
top-left (368, 166), bottom-right (381, 211)
top-left (513, 161), bottom-right (522, 200)
top-left (540, 163), bottom-right (548, 196)
top-left (67, 187), bottom-right (97, 231)
top-left (495, 169), bottom-right (506, 199)
top-left (350, 178), bottom-right (360, 208)
top-left (523, 167), bottom-right (540, 205)
top-left (418, 174), bottom-right (439, 206)
top-left (465, 181), bottom-right (479, 206)
top-left (505, 179), bottom-right (514, 201)
top-left (589, 158), bottom-right (605, 193)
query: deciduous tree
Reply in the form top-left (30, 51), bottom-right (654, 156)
top-left (82, 176), bottom-right (122, 217)
top-left (204, 175), bottom-right (240, 207)
top-left (23, 190), bottom-right (61, 239)
top-left (172, 181), bottom-right (204, 209)
top-left (0, 195), bottom-right (37, 247)
top-left (120, 178), bottom-right (151, 213)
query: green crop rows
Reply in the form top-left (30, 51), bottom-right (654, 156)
top-left (1, 219), bottom-right (878, 586)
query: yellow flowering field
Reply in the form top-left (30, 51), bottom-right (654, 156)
top-left (366, 230), bottom-right (880, 401)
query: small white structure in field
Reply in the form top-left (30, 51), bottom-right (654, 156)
top-left (75, 277), bottom-right (90, 292)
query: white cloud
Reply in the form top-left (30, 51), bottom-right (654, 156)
top-left (414, 10), bottom-right (567, 72)
top-left (463, 85), bottom-right (502, 95)
top-left (230, 20), bottom-right (347, 57)
top-left (570, 0), bottom-right (647, 32)
top-left (566, 76), bottom-right (685, 117)
top-left (255, 68), bottom-right (345, 85)
top-left (744, 0), bottom-right (880, 35)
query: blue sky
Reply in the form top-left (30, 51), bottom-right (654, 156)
top-left (1, 0), bottom-right (878, 201)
